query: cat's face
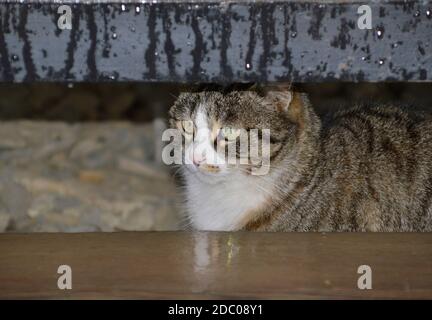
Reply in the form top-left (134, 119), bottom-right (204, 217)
top-left (169, 89), bottom-right (300, 182)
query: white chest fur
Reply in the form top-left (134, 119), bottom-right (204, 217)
top-left (185, 172), bottom-right (268, 231)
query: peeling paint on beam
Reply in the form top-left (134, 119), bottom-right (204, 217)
top-left (0, 2), bottom-right (431, 83)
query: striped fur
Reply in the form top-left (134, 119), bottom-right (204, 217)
top-left (170, 87), bottom-right (432, 231)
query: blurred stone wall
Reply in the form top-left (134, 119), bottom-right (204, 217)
top-left (0, 121), bottom-right (181, 232)
top-left (0, 83), bottom-right (183, 233)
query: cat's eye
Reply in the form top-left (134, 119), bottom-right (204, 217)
top-left (220, 127), bottom-right (241, 142)
top-left (178, 120), bottom-right (195, 141)
top-left (181, 120), bottom-right (194, 134)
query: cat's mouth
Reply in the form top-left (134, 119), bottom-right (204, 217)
top-left (184, 162), bottom-right (230, 184)
top-left (195, 163), bottom-right (221, 174)
top-left (186, 162), bottom-right (222, 175)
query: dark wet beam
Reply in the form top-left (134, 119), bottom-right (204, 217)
top-left (0, 1), bottom-right (431, 83)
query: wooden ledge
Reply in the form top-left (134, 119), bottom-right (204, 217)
top-left (1, 232), bottom-right (432, 299)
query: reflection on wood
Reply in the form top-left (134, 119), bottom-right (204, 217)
top-left (0, 232), bottom-right (432, 299)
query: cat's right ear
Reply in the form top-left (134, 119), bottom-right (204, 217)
top-left (261, 85), bottom-right (293, 113)
top-left (262, 86), bottom-right (319, 131)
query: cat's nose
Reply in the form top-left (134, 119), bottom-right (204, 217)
top-left (193, 154), bottom-right (206, 166)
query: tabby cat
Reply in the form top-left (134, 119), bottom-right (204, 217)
top-left (169, 86), bottom-right (432, 232)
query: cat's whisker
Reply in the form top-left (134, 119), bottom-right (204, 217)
top-left (171, 166), bottom-right (184, 179)
top-left (235, 167), bottom-right (287, 195)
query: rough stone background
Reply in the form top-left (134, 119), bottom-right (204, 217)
top-left (0, 121), bottom-right (182, 232)
top-left (0, 82), bottom-right (431, 233)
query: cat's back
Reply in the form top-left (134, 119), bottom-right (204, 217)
top-left (298, 103), bottom-right (432, 231)
top-left (321, 103), bottom-right (432, 164)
